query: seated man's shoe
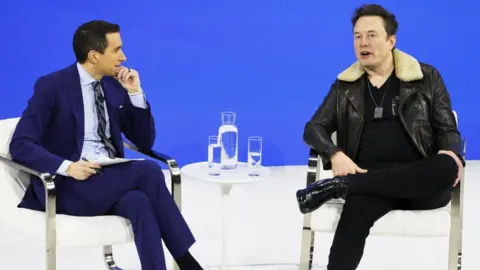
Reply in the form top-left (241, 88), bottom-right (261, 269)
top-left (175, 251), bottom-right (204, 270)
top-left (296, 176), bottom-right (348, 214)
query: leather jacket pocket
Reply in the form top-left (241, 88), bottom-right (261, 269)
top-left (414, 120), bottom-right (435, 155)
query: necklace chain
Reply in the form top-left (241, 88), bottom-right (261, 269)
top-left (367, 76), bottom-right (391, 108)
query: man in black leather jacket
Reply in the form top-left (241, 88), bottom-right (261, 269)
top-left (295, 4), bottom-right (465, 270)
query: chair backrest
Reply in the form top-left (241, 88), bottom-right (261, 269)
top-left (0, 117), bottom-right (31, 216)
top-left (318, 110), bottom-right (458, 179)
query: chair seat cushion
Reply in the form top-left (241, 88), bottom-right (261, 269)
top-left (310, 200), bottom-right (451, 237)
top-left (5, 207), bottom-right (134, 248)
top-left (0, 117), bottom-right (135, 247)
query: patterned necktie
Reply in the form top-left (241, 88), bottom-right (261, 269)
top-left (92, 81), bottom-right (117, 158)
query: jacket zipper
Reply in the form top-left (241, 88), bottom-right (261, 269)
top-left (398, 91), bottom-right (427, 157)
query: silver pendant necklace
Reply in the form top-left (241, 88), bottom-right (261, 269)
top-left (367, 76), bottom-right (391, 119)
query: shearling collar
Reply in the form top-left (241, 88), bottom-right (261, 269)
top-left (337, 48), bottom-right (423, 82)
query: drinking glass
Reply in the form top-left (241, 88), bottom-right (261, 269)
top-left (208, 135), bottom-right (221, 176)
top-left (460, 137), bottom-right (466, 157)
top-left (248, 136), bottom-right (263, 176)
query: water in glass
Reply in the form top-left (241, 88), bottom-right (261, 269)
top-left (219, 112), bottom-right (238, 170)
top-left (208, 135), bottom-right (221, 176)
top-left (248, 136), bottom-right (262, 176)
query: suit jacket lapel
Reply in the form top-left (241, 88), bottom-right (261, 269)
top-left (65, 64), bottom-right (84, 155)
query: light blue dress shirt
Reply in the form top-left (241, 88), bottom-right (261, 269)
top-left (56, 63), bottom-right (147, 176)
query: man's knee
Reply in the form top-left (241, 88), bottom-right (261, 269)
top-left (341, 195), bottom-right (394, 225)
top-left (137, 160), bottom-right (165, 179)
top-left (114, 190), bottom-right (154, 218)
top-left (436, 153), bottom-right (459, 176)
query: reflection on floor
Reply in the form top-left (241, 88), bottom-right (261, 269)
top-left (1, 161), bottom-right (479, 270)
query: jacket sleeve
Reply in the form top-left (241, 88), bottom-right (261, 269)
top-left (120, 90), bottom-right (156, 151)
top-left (430, 68), bottom-right (466, 167)
top-left (9, 76), bottom-right (66, 175)
top-left (303, 81), bottom-right (342, 170)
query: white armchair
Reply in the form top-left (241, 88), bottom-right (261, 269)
top-left (0, 117), bottom-right (182, 270)
top-left (299, 112), bottom-right (464, 270)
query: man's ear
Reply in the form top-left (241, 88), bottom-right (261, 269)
top-left (87, 50), bottom-right (100, 65)
top-left (388, 34), bottom-right (397, 51)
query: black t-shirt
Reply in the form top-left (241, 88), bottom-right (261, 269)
top-left (355, 72), bottom-right (423, 170)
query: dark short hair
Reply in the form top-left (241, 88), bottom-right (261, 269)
top-left (73, 20), bottom-right (120, 63)
top-left (351, 4), bottom-right (398, 36)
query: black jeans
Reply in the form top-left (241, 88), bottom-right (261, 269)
top-left (327, 154), bottom-right (458, 270)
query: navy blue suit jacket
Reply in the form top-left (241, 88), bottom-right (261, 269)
top-left (9, 64), bottom-right (156, 211)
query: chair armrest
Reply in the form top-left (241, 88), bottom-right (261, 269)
top-left (450, 176), bottom-right (462, 221)
top-left (451, 181), bottom-right (461, 213)
top-left (0, 155), bottom-right (51, 179)
top-left (0, 155), bottom-right (56, 197)
top-left (450, 159), bottom-right (465, 230)
top-left (123, 140), bottom-right (182, 209)
top-left (301, 149), bottom-right (323, 235)
top-left (0, 154), bottom-right (57, 257)
top-left (306, 148), bottom-right (321, 186)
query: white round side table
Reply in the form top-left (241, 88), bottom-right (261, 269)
top-left (181, 162), bottom-right (271, 270)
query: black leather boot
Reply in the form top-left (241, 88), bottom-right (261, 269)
top-left (296, 176), bottom-right (348, 214)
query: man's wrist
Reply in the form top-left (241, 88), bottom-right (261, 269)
top-left (127, 88), bottom-right (142, 95)
top-left (57, 160), bottom-right (73, 177)
top-left (330, 150), bottom-right (344, 162)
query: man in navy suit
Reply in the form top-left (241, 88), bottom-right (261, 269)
top-left (9, 20), bottom-right (203, 270)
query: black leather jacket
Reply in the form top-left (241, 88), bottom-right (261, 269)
top-left (303, 49), bottom-right (465, 170)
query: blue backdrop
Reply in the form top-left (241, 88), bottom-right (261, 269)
top-left (1, 1), bottom-right (478, 166)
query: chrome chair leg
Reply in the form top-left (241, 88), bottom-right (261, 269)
top-left (449, 181), bottom-right (462, 270)
top-left (458, 251), bottom-right (462, 269)
top-left (46, 222), bottom-right (56, 270)
top-left (104, 245), bottom-right (122, 270)
top-left (299, 224), bottom-right (315, 270)
top-left (44, 174), bottom-right (57, 270)
top-left (299, 149), bottom-right (321, 270)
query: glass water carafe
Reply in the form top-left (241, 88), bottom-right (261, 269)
top-left (218, 112), bottom-right (238, 170)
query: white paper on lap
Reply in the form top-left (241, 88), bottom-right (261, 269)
top-left (93, 157), bottom-right (145, 166)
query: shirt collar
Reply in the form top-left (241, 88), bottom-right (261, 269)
top-left (76, 62), bottom-right (97, 87)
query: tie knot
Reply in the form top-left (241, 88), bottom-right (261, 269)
top-left (92, 81), bottom-right (101, 91)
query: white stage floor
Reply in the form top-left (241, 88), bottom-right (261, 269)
top-left (1, 161), bottom-right (479, 270)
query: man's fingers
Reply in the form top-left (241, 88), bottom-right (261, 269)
top-left (356, 167), bottom-right (368, 173)
top-left (86, 162), bottom-right (101, 169)
top-left (334, 163), bottom-right (365, 176)
top-left (453, 177), bottom-right (460, 187)
top-left (76, 173), bottom-right (88, 181)
top-left (84, 168), bottom-right (97, 175)
top-left (79, 161), bottom-right (101, 169)
top-left (116, 67), bottom-right (127, 80)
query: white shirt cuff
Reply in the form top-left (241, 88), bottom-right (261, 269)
top-left (129, 90), bottom-right (148, 109)
top-left (56, 160), bottom-right (73, 177)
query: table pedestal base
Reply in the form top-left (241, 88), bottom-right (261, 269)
top-left (220, 185), bottom-right (232, 270)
